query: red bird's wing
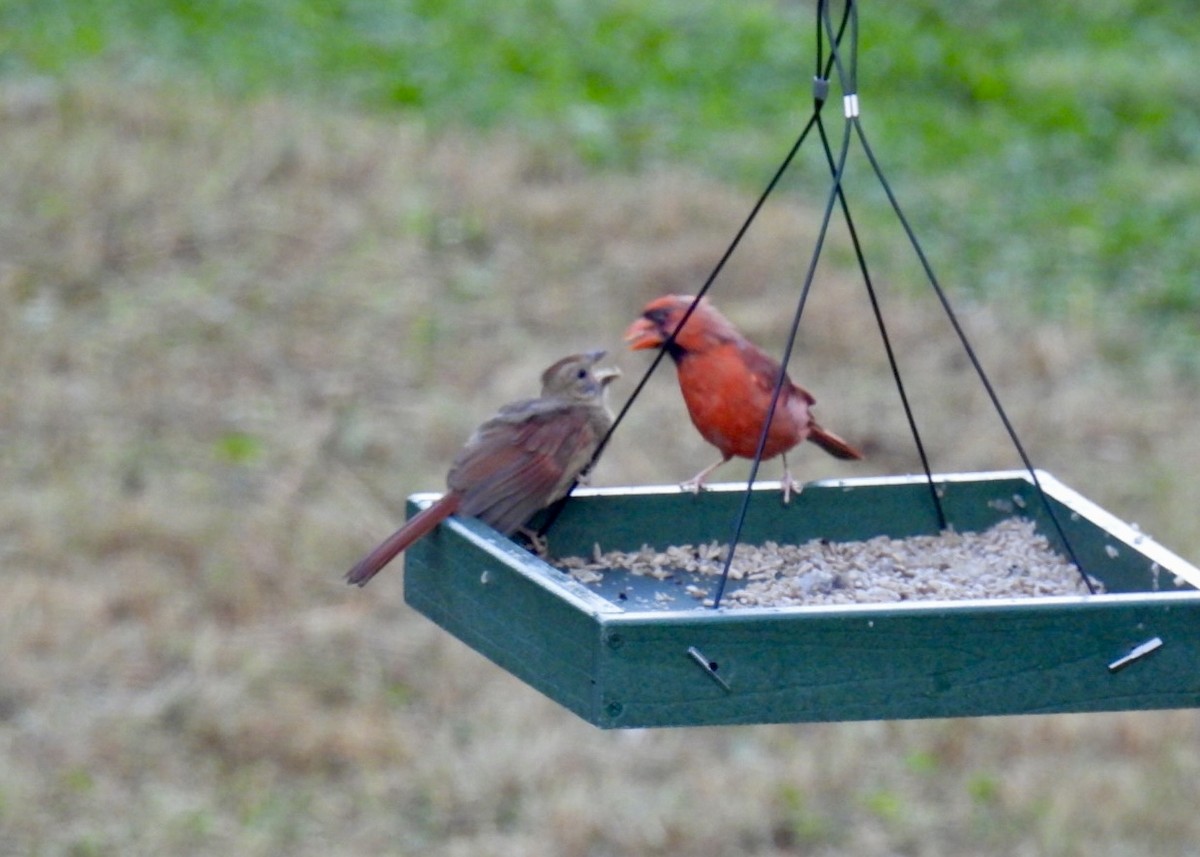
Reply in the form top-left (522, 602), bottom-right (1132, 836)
top-left (736, 339), bottom-right (816, 406)
top-left (448, 402), bottom-right (601, 534)
top-left (737, 339), bottom-right (861, 460)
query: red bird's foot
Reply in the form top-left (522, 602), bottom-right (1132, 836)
top-left (780, 455), bottom-right (805, 505)
top-left (680, 476), bottom-right (708, 495)
top-left (781, 473), bottom-right (804, 505)
top-left (681, 457), bottom-right (727, 496)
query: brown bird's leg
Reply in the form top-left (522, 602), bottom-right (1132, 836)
top-left (682, 456), bottom-right (730, 495)
top-left (516, 526), bottom-right (550, 556)
top-left (780, 452), bottom-right (804, 505)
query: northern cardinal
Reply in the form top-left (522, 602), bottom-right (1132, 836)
top-left (625, 294), bottom-right (861, 501)
top-left (345, 350), bottom-right (620, 586)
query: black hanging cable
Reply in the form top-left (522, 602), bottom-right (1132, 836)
top-left (812, 114), bottom-right (947, 530)
top-left (533, 115), bottom-right (819, 538)
top-left (571, 106), bottom-right (819, 480)
top-left (810, 12), bottom-right (946, 531)
top-left (536, 7), bottom-right (854, 540)
top-left (820, 0), bottom-right (1093, 590)
top-left (821, 0), bottom-right (857, 99)
top-left (850, 119), bottom-right (1096, 592)
top-left (718, 0), bottom-right (1094, 602)
top-left (825, 0), bottom-right (1099, 588)
top-left (545, 0), bottom-right (1093, 601)
top-left (709, 0), bottom-right (857, 609)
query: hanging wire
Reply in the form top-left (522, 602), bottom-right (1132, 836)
top-left (812, 117), bottom-right (947, 532)
top-left (720, 0), bottom-right (1091, 602)
top-left (536, 4), bottom-right (854, 539)
top-left (708, 0), bottom-right (857, 608)
top-left (811, 4), bottom-right (946, 531)
top-left (848, 99), bottom-right (1096, 593)
top-left (824, 0), bottom-right (1091, 594)
top-left (545, 0), bottom-right (1095, 601)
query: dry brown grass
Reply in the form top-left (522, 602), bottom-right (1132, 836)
top-left (2, 77), bottom-right (1199, 856)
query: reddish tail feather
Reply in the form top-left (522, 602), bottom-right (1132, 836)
top-left (808, 424), bottom-right (864, 461)
top-left (345, 493), bottom-right (461, 587)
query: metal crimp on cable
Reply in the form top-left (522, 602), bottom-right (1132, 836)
top-left (813, 76), bottom-right (830, 103)
top-left (843, 93), bottom-right (860, 118)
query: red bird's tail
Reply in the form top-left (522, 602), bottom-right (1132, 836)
top-left (807, 423), bottom-right (864, 461)
top-left (345, 493), bottom-right (461, 587)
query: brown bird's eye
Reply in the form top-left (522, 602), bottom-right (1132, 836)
top-left (577, 369), bottom-right (588, 379)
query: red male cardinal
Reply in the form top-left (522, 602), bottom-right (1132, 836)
top-left (625, 294), bottom-right (861, 502)
top-left (346, 350), bottom-right (620, 586)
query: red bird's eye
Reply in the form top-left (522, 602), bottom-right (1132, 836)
top-left (645, 308), bottom-right (672, 327)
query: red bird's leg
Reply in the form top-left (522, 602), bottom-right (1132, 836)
top-left (780, 452), bottom-right (804, 505)
top-left (682, 456), bottom-right (729, 495)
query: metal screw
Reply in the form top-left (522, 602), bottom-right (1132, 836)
top-left (1108, 636), bottom-right (1164, 673)
top-left (687, 646), bottom-right (731, 693)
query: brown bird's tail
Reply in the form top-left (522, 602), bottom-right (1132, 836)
top-left (807, 423), bottom-right (864, 461)
top-left (345, 493), bottom-right (460, 587)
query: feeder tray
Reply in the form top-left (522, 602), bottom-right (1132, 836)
top-left (403, 470), bottom-right (1200, 729)
top-left (392, 2), bottom-right (1196, 729)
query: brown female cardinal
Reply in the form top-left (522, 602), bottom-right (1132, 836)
top-left (345, 350), bottom-right (620, 586)
top-left (625, 294), bottom-right (861, 502)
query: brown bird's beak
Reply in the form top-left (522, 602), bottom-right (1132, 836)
top-left (581, 349), bottom-right (621, 385)
top-left (594, 365), bottom-right (621, 385)
top-left (623, 317), bottom-right (664, 351)
top-left (581, 348), bottom-right (621, 385)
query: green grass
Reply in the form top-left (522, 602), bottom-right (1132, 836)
top-left (5, 6), bottom-right (1200, 854)
top-left (3, 1), bottom-right (1199, 354)
top-left (4, 50), bottom-right (1200, 857)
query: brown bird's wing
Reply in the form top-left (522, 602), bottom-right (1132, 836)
top-left (448, 400), bottom-right (604, 535)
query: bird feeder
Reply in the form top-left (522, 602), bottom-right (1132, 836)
top-left (403, 470), bottom-right (1200, 729)
top-left (394, 0), bottom-right (1200, 728)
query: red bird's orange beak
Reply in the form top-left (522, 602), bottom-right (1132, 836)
top-left (624, 317), bottom-right (664, 351)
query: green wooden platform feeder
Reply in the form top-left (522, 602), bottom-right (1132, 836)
top-left (398, 1), bottom-right (1200, 728)
top-left (403, 471), bottom-right (1200, 729)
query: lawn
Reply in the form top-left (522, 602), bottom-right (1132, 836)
top-left (4, 0), bottom-right (1199, 350)
top-left (2, 3), bottom-right (1199, 854)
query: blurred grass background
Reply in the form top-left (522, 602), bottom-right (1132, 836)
top-left (5, 0), bottom-right (1200, 349)
top-left (2, 1), bottom-right (1199, 854)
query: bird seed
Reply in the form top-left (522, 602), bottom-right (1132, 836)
top-left (556, 517), bottom-right (1102, 608)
